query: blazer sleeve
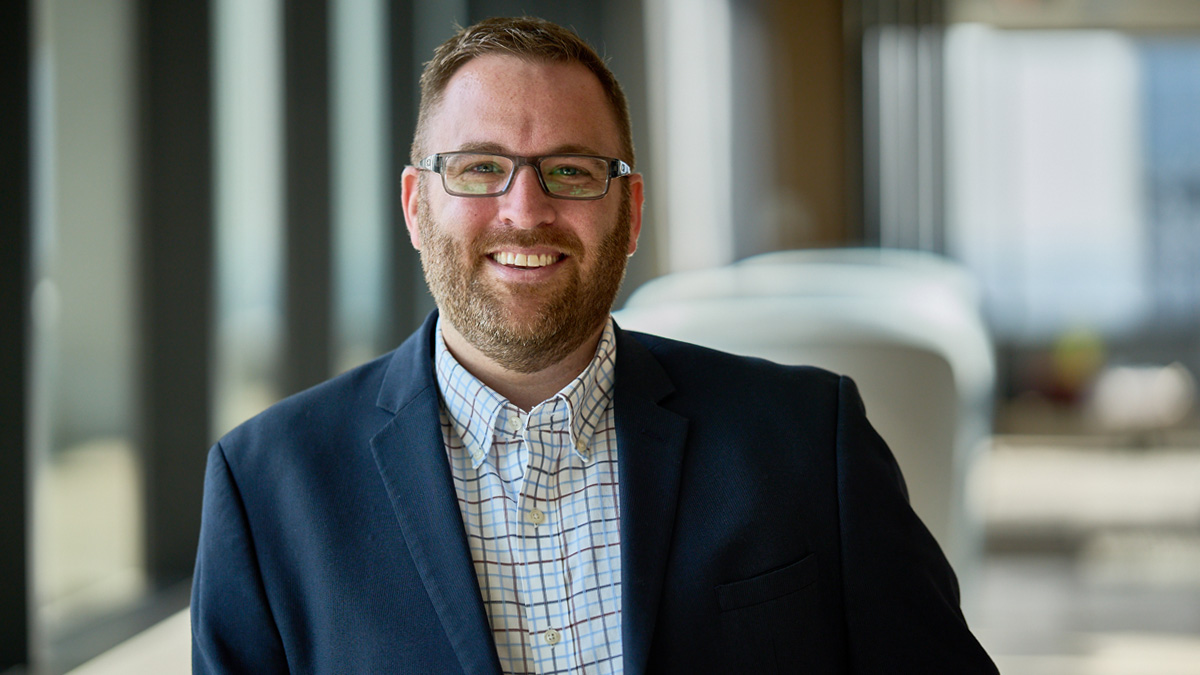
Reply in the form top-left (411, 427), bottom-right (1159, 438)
top-left (834, 376), bottom-right (999, 673)
top-left (192, 442), bottom-right (289, 674)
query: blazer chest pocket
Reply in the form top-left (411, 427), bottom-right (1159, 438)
top-left (716, 553), bottom-right (823, 673)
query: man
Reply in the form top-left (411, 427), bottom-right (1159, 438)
top-left (192, 16), bottom-right (998, 674)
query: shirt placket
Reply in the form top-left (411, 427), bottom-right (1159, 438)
top-left (516, 400), bottom-right (572, 674)
top-left (476, 403), bottom-right (531, 672)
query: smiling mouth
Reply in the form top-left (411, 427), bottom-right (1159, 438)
top-left (489, 251), bottom-right (565, 269)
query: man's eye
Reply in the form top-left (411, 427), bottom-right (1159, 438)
top-left (548, 163), bottom-right (600, 180)
top-left (466, 163), bottom-right (503, 174)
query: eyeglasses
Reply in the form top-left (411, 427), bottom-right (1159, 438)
top-left (416, 152), bottom-right (632, 200)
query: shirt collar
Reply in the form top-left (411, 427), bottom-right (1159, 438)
top-left (434, 318), bottom-right (617, 468)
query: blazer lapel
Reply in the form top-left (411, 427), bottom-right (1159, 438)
top-left (613, 326), bottom-right (689, 675)
top-left (369, 313), bottom-right (502, 675)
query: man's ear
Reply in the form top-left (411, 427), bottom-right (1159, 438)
top-left (400, 166), bottom-right (422, 249)
top-left (626, 174), bottom-right (645, 255)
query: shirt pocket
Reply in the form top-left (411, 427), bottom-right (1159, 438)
top-left (716, 553), bottom-right (823, 673)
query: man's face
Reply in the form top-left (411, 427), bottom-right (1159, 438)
top-left (401, 55), bottom-right (643, 373)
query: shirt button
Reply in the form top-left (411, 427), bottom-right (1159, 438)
top-left (575, 438), bottom-right (588, 453)
top-left (508, 415), bottom-right (522, 431)
top-left (543, 628), bottom-right (561, 645)
top-left (528, 508), bottom-right (546, 526)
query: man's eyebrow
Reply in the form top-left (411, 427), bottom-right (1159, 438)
top-left (457, 141), bottom-right (509, 154)
top-left (455, 141), bottom-right (605, 156)
top-left (545, 143), bottom-right (603, 156)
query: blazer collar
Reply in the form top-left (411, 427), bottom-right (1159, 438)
top-left (370, 313), bottom-right (689, 675)
top-left (612, 323), bottom-right (690, 675)
top-left (375, 310), bottom-right (440, 415)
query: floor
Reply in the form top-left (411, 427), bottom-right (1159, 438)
top-left (971, 436), bottom-right (1200, 674)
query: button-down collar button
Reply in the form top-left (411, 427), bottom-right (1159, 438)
top-left (575, 438), bottom-right (588, 453)
top-left (543, 628), bottom-right (561, 645)
top-left (528, 507), bottom-right (546, 526)
top-left (508, 415), bottom-right (522, 431)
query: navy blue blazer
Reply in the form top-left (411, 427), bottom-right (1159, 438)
top-left (192, 312), bottom-right (997, 674)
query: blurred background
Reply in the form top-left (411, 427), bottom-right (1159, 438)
top-left (2, 0), bottom-right (1199, 673)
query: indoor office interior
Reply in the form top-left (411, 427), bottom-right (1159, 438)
top-left (3, 0), bottom-right (1200, 673)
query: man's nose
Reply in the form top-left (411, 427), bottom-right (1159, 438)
top-left (498, 165), bottom-right (556, 228)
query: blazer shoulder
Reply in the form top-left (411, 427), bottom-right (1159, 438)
top-left (623, 328), bottom-right (844, 393)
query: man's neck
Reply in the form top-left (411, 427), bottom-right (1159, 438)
top-left (439, 319), bottom-right (605, 411)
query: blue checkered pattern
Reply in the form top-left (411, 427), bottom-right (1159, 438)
top-left (435, 319), bottom-right (623, 674)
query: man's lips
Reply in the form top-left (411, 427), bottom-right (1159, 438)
top-left (489, 251), bottom-right (566, 269)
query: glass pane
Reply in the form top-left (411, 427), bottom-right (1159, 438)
top-left (332, 0), bottom-right (389, 373)
top-left (945, 26), bottom-right (1149, 341)
top-left (1141, 39), bottom-right (1200, 332)
top-left (30, 0), bottom-right (146, 665)
top-left (213, 0), bottom-right (285, 438)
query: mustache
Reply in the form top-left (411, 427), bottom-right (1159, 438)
top-left (472, 227), bottom-right (585, 258)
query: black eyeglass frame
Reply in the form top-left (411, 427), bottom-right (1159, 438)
top-left (416, 151), bottom-right (633, 200)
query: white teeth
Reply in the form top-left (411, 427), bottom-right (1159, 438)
top-left (492, 252), bottom-right (558, 268)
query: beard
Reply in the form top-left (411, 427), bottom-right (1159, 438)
top-left (417, 186), bottom-right (632, 374)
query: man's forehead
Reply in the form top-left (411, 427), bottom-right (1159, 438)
top-left (427, 54), bottom-right (620, 152)
top-left (455, 139), bottom-right (606, 156)
top-left (442, 54), bottom-right (601, 102)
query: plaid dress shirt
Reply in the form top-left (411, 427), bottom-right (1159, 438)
top-left (434, 319), bottom-right (623, 674)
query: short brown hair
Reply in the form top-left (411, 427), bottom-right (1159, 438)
top-left (411, 16), bottom-right (634, 167)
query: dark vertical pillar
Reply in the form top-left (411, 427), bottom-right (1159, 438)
top-left (389, 0), bottom-right (436, 341)
top-left (0, 0), bottom-right (31, 669)
top-left (855, 0), bottom-right (947, 250)
top-left (923, 0), bottom-right (946, 254)
top-left (138, 0), bottom-right (213, 584)
top-left (843, 0), bottom-right (868, 244)
top-left (284, 0), bottom-right (334, 392)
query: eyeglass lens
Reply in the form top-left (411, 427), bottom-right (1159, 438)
top-left (440, 153), bottom-right (611, 198)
